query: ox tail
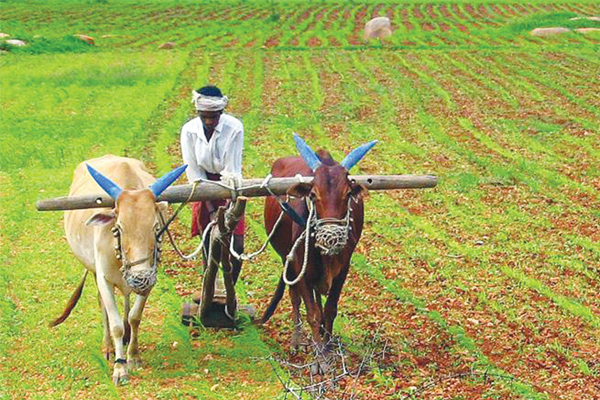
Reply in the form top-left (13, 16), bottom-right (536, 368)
top-left (49, 270), bottom-right (89, 327)
top-left (260, 276), bottom-right (286, 324)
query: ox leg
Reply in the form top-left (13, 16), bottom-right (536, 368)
top-left (100, 297), bottom-right (113, 360)
top-left (289, 286), bottom-right (303, 352)
top-left (96, 273), bottom-right (128, 385)
top-left (127, 294), bottom-right (148, 369)
top-left (314, 290), bottom-right (325, 337)
top-left (94, 275), bottom-right (113, 360)
top-left (297, 281), bottom-right (331, 374)
top-left (123, 294), bottom-right (131, 346)
top-left (323, 267), bottom-right (349, 347)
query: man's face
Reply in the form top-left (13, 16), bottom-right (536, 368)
top-left (199, 110), bottom-right (222, 133)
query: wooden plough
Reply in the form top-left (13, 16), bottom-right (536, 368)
top-left (37, 174), bottom-right (437, 328)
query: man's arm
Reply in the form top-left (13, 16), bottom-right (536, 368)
top-left (180, 127), bottom-right (207, 183)
top-left (221, 121), bottom-right (244, 185)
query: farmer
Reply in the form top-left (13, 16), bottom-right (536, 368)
top-left (180, 85), bottom-right (245, 284)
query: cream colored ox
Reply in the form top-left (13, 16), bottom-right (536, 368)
top-left (51, 155), bottom-right (186, 385)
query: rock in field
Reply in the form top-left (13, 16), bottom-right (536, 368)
top-left (364, 17), bottom-right (393, 40)
top-left (158, 42), bottom-right (176, 50)
top-left (6, 39), bottom-right (27, 46)
top-left (0, 33), bottom-right (9, 39)
top-left (530, 27), bottom-right (571, 37)
top-left (74, 34), bottom-right (95, 45)
top-left (570, 16), bottom-right (600, 22)
top-left (575, 28), bottom-right (600, 34)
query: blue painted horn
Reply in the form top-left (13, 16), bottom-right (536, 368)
top-left (293, 133), bottom-right (321, 171)
top-left (87, 164), bottom-right (187, 200)
top-left (149, 164), bottom-right (187, 197)
top-left (86, 164), bottom-right (123, 199)
top-left (340, 140), bottom-right (378, 171)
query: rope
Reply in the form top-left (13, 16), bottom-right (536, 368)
top-left (229, 174), bottom-right (284, 262)
top-left (160, 181), bottom-right (207, 260)
top-left (282, 199), bottom-right (314, 286)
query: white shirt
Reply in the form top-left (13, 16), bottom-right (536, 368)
top-left (180, 113), bottom-right (244, 183)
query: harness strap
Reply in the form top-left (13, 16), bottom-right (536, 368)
top-left (279, 201), bottom-right (307, 228)
top-left (123, 257), bottom-right (150, 269)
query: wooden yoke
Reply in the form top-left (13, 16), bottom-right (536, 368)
top-left (36, 175), bottom-right (438, 211)
top-left (198, 197), bottom-right (247, 327)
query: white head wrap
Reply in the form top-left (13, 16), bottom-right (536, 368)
top-left (191, 90), bottom-right (228, 111)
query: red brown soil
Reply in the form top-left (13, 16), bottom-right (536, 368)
top-left (185, 51), bottom-right (600, 398)
top-left (426, 4), bottom-right (437, 19)
top-left (371, 3), bottom-right (386, 19)
top-left (439, 4), bottom-right (452, 19)
top-left (323, 6), bottom-right (339, 30)
top-left (354, 6), bottom-right (369, 33)
top-left (327, 36), bottom-right (342, 47)
top-left (264, 36), bottom-right (280, 48)
top-left (451, 3), bottom-right (467, 19)
top-left (489, 4), bottom-right (509, 19)
top-left (306, 37), bottom-right (322, 48)
top-left (437, 35), bottom-right (455, 45)
top-left (422, 22), bottom-right (435, 32)
top-left (412, 5), bottom-right (424, 19)
top-left (222, 37), bottom-right (239, 48)
top-left (511, 4), bottom-right (529, 15)
top-left (401, 8), bottom-right (413, 31)
top-left (439, 21), bottom-right (451, 32)
top-left (500, 4), bottom-right (518, 16)
top-left (448, 4), bottom-right (473, 32)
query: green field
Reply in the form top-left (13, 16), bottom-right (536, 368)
top-left (1, 0), bottom-right (599, 399)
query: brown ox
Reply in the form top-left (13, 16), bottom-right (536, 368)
top-left (51, 155), bottom-right (186, 385)
top-left (261, 135), bottom-right (376, 371)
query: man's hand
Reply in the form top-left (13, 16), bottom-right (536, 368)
top-left (221, 171), bottom-right (242, 189)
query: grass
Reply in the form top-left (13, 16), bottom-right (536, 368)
top-left (2, 1), bottom-right (600, 398)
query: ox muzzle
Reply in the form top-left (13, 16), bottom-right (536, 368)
top-left (310, 197), bottom-right (354, 256)
top-left (112, 225), bottom-right (161, 296)
top-left (122, 266), bottom-right (157, 296)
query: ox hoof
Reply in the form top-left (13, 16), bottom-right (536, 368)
top-left (310, 353), bottom-right (333, 375)
top-left (112, 373), bottom-right (129, 386)
top-left (112, 362), bottom-right (129, 386)
top-left (291, 333), bottom-right (307, 353)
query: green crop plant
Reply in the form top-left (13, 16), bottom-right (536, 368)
top-left (3, 1), bottom-right (600, 398)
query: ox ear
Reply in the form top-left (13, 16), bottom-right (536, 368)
top-left (86, 211), bottom-right (116, 226)
top-left (287, 182), bottom-right (313, 198)
top-left (156, 201), bottom-right (168, 214)
top-left (350, 181), bottom-right (368, 199)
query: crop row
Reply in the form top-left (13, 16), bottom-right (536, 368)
top-left (2, 2), bottom-right (599, 51)
top-left (156, 47), bottom-right (600, 397)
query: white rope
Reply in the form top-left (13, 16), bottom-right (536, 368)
top-left (282, 200), bottom-right (314, 286)
top-left (229, 174), bottom-right (284, 262)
